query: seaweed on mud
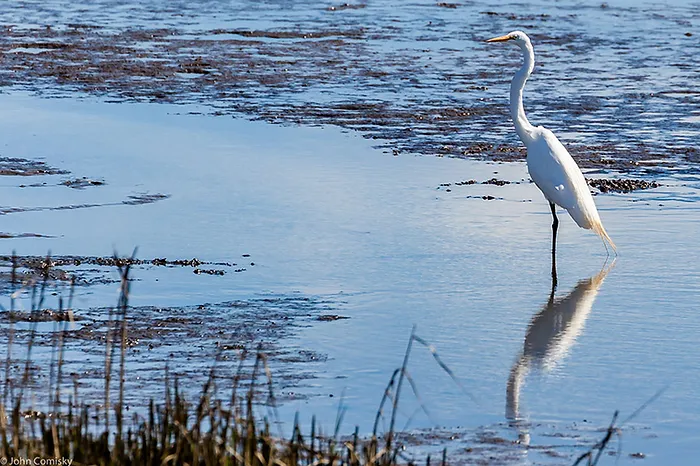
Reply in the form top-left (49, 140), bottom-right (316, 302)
top-left (0, 192), bottom-right (170, 217)
top-left (0, 3), bottom-right (696, 174)
top-left (439, 175), bottom-right (660, 197)
top-left (483, 178), bottom-right (510, 186)
top-left (672, 146), bottom-right (700, 164)
top-left (122, 193), bottom-right (170, 205)
top-left (325, 3), bottom-right (367, 12)
top-left (2, 309), bottom-right (79, 323)
top-left (0, 157), bottom-right (69, 176)
top-left (193, 268), bottom-right (225, 275)
top-left (0, 232), bottom-right (53, 239)
top-left (587, 178), bottom-right (661, 193)
top-left (438, 178), bottom-right (515, 189)
top-left (0, 252), bottom-right (340, 412)
top-left (60, 177), bottom-right (105, 189)
top-left (479, 11), bottom-right (551, 21)
top-left (0, 253), bottom-right (250, 290)
top-left (179, 57), bottom-right (212, 74)
top-left (207, 28), bottom-right (366, 39)
top-left (152, 257), bottom-right (202, 267)
top-left (317, 314), bottom-right (350, 321)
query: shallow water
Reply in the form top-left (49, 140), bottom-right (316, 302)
top-left (0, 93), bottom-right (698, 464)
top-left (0, 0), bottom-right (699, 463)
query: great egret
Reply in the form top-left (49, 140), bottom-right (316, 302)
top-left (486, 31), bottom-right (617, 263)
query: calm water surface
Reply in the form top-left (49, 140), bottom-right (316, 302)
top-left (0, 94), bottom-right (698, 464)
top-left (0, 0), bottom-right (698, 463)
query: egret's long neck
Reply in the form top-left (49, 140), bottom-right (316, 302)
top-left (510, 41), bottom-right (536, 145)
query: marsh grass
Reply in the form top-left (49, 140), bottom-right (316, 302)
top-left (0, 253), bottom-right (453, 466)
top-left (0, 252), bottom-right (651, 466)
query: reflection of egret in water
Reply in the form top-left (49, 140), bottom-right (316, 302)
top-left (507, 260), bottom-right (616, 422)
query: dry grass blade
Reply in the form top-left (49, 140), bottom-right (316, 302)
top-left (573, 411), bottom-right (619, 466)
top-left (412, 334), bottom-right (478, 404)
top-left (387, 325), bottom-right (416, 448)
top-left (400, 370), bottom-right (435, 430)
top-left (372, 368), bottom-right (400, 438)
top-left (573, 387), bottom-right (666, 466)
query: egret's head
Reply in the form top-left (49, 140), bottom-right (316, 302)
top-left (486, 31), bottom-right (531, 47)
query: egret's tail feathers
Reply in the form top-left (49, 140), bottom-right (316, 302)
top-left (591, 221), bottom-right (617, 255)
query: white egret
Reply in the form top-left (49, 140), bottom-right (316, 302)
top-left (486, 31), bottom-right (616, 261)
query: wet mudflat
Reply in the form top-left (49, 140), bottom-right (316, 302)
top-left (0, 0), bottom-right (698, 464)
top-left (0, 0), bottom-right (697, 172)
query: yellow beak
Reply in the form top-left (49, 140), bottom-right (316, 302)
top-left (486, 34), bottom-right (512, 43)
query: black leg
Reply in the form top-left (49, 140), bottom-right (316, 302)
top-left (549, 202), bottom-right (558, 289)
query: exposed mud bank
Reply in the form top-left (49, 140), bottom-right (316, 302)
top-left (0, 0), bottom-right (697, 174)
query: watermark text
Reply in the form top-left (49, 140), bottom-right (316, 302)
top-left (0, 458), bottom-right (72, 466)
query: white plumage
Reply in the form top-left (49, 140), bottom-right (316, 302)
top-left (528, 128), bottom-right (600, 230)
top-left (487, 31), bottom-right (616, 255)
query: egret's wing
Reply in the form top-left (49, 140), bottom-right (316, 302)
top-left (527, 130), bottom-right (583, 208)
top-left (526, 129), bottom-right (598, 228)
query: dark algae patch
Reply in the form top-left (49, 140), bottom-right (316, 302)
top-left (0, 156), bottom-right (69, 176)
top-left (0, 232), bottom-right (53, 239)
top-left (0, 0), bottom-right (697, 175)
top-left (60, 177), bottom-right (105, 189)
top-left (122, 193), bottom-right (170, 205)
top-left (0, 253), bottom-right (251, 288)
top-left (0, 252), bottom-right (343, 407)
top-left (3, 308), bottom-right (80, 323)
top-left (588, 178), bottom-right (661, 193)
top-left (326, 3), bottom-right (367, 12)
top-left (440, 177), bottom-right (661, 194)
top-left (317, 314), bottom-right (350, 321)
top-left (0, 155), bottom-right (110, 201)
top-left (0, 192), bottom-right (170, 216)
top-left (55, 296), bottom-right (335, 402)
top-left (193, 268), bottom-right (226, 275)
